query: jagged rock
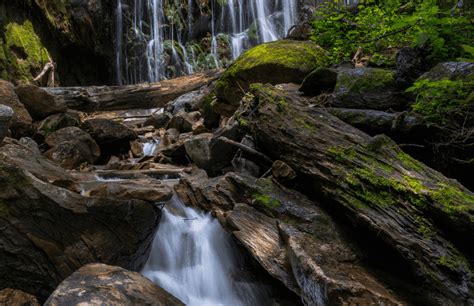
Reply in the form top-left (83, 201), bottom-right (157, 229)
top-left (168, 111), bottom-right (201, 133)
top-left (329, 68), bottom-right (408, 110)
top-left (184, 133), bottom-right (214, 169)
top-left (0, 288), bottom-right (40, 306)
top-left (236, 83), bottom-right (473, 305)
top-left (176, 172), bottom-right (404, 305)
top-left (19, 137), bottom-right (40, 154)
top-left (395, 47), bottom-right (429, 87)
top-left (15, 85), bottom-right (67, 120)
top-left (44, 127), bottom-right (101, 169)
top-left (86, 179), bottom-right (173, 203)
top-left (165, 86), bottom-right (211, 114)
top-left (299, 67), bottom-right (338, 96)
top-left (192, 119), bottom-right (207, 135)
top-left (143, 112), bottom-right (172, 129)
top-left (0, 104), bottom-right (13, 144)
top-left (0, 80), bottom-right (33, 137)
top-left (0, 142), bottom-right (161, 299)
top-left (272, 160), bottom-right (296, 182)
top-left (214, 40), bottom-right (329, 116)
top-left (44, 263), bottom-right (183, 305)
top-left (36, 112), bottom-right (81, 137)
top-left (81, 118), bottom-right (137, 158)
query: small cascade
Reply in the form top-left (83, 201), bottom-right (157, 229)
top-left (116, 0), bottom-right (300, 84)
top-left (142, 195), bottom-right (269, 305)
top-left (143, 138), bottom-right (159, 156)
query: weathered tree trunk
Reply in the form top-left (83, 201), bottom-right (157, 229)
top-left (240, 84), bottom-right (473, 305)
top-left (43, 70), bottom-right (222, 112)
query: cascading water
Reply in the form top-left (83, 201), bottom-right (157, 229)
top-left (142, 195), bottom-right (269, 305)
top-left (116, 0), bottom-right (298, 84)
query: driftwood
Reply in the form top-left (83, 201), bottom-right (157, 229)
top-left (241, 84), bottom-right (473, 305)
top-left (43, 70), bottom-right (222, 112)
top-left (218, 136), bottom-right (273, 164)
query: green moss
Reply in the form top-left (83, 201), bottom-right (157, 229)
top-left (431, 183), bottom-right (474, 215)
top-left (437, 255), bottom-right (470, 273)
top-left (328, 146), bottom-right (357, 162)
top-left (404, 175), bottom-right (425, 193)
top-left (336, 68), bottom-right (395, 93)
top-left (253, 193), bottom-right (281, 209)
top-left (3, 20), bottom-right (50, 80)
top-left (397, 150), bottom-right (423, 172)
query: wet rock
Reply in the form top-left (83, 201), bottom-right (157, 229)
top-left (86, 179), bottom-right (173, 203)
top-left (143, 112), bottom-right (172, 129)
top-left (168, 111), bottom-right (201, 133)
top-left (36, 112), bottom-right (81, 137)
top-left (184, 133), bottom-right (213, 169)
top-left (44, 127), bottom-right (101, 169)
top-left (45, 263), bottom-right (183, 306)
top-left (329, 68), bottom-right (408, 110)
top-left (272, 160), bottom-right (296, 182)
top-left (0, 104), bottom-right (13, 144)
top-left (299, 67), bottom-right (338, 96)
top-left (0, 80), bottom-right (33, 138)
top-left (192, 119), bottom-right (207, 135)
top-left (214, 40), bottom-right (329, 115)
top-left (0, 142), bottom-right (161, 299)
top-left (0, 288), bottom-right (40, 306)
top-left (130, 140), bottom-right (144, 158)
top-left (81, 118), bottom-right (137, 157)
top-left (15, 85), bottom-right (67, 120)
top-left (165, 86), bottom-right (210, 114)
top-left (19, 137), bottom-right (41, 154)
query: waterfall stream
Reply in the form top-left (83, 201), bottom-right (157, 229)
top-left (142, 195), bottom-right (269, 305)
top-left (116, 0), bottom-right (298, 84)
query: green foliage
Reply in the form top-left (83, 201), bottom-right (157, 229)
top-left (311, 0), bottom-right (473, 63)
top-left (407, 77), bottom-right (473, 124)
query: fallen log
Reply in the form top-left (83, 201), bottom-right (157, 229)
top-left (43, 70), bottom-right (222, 112)
top-left (240, 84), bottom-right (473, 305)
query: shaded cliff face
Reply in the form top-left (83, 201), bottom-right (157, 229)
top-left (0, 0), bottom-right (115, 86)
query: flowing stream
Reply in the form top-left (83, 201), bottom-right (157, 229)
top-left (142, 195), bottom-right (268, 305)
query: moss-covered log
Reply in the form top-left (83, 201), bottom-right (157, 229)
top-left (240, 83), bottom-right (473, 304)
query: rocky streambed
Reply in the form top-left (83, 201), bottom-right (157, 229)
top-left (0, 39), bottom-right (473, 305)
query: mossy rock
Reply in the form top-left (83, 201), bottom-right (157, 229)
top-left (329, 67), bottom-right (409, 110)
top-left (0, 20), bottom-right (50, 81)
top-left (214, 40), bottom-right (330, 116)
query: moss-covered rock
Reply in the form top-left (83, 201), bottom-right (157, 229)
top-left (214, 40), bottom-right (329, 116)
top-left (329, 67), bottom-right (409, 110)
top-left (0, 20), bottom-right (51, 81)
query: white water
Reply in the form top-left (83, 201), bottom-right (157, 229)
top-left (116, 0), bottom-right (299, 84)
top-left (142, 196), bottom-right (268, 305)
top-left (143, 139), bottom-right (159, 156)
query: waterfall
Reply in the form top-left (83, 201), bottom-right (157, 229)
top-left (116, 0), bottom-right (299, 84)
top-left (142, 196), bottom-right (268, 305)
top-left (143, 139), bottom-right (159, 156)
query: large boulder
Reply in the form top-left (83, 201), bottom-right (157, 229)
top-left (81, 118), bottom-right (137, 158)
top-left (0, 104), bottom-right (13, 144)
top-left (0, 142), bottom-right (161, 299)
top-left (44, 127), bottom-right (101, 169)
top-left (329, 68), bottom-right (408, 110)
top-left (214, 40), bottom-right (329, 116)
top-left (45, 263), bottom-right (183, 306)
top-left (15, 85), bottom-right (67, 120)
top-left (299, 67), bottom-right (338, 96)
top-left (421, 62), bottom-right (474, 81)
top-left (0, 80), bottom-right (32, 137)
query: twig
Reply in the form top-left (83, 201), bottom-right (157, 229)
top-left (218, 136), bottom-right (272, 164)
